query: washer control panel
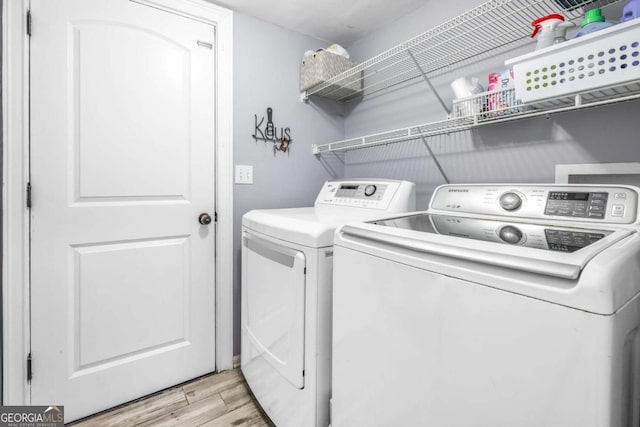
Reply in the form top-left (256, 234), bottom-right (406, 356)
top-left (430, 184), bottom-right (639, 224)
top-left (315, 180), bottom-right (416, 212)
top-left (545, 191), bottom-right (608, 219)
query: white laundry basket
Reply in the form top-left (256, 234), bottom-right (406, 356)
top-left (506, 19), bottom-right (640, 103)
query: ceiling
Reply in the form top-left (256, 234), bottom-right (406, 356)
top-left (206, 0), bottom-right (431, 46)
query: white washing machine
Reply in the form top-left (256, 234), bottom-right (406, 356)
top-left (241, 179), bottom-right (415, 427)
top-left (332, 184), bottom-right (640, 427)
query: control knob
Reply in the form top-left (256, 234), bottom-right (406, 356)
top-left (364, 185), bottom-right (377, 197)
top-left (498, 225), bottom-right (523, 245)
top-left (499, 192), bottom-right (523, 211)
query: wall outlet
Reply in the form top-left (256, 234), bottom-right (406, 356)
top-left (235, 165), bottom-right (253, 184)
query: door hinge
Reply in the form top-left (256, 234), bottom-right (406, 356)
top-left (214, 212), bottom-right (218, 223)
top-left (303, 267), bottom-right (307, 275)
top-left (26, 10), bottom-right (32, 37)
top-left (26, 182), bottom-right (32, 208)
top-left (27, 353), bottom-right (32, 381)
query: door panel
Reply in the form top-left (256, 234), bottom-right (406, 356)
top-left (242, 232), bottom-right (306, 389)
top-left (72, 237), bottom-right (189, 369)
top-left (72, 23), bottom-right (190, 201)
top-left (30, 0), bottom-right (216, 421)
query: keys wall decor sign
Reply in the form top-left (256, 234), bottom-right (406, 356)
top-left (252, 107), bottom-right (292, 156)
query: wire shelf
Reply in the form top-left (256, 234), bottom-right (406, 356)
top-left (304, 0), bottom-right (623, 101)
top-left (312, 80), bottom-right (640, 154)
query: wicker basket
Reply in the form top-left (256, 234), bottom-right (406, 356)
top-left (300, 50), bottom-right (361, 96)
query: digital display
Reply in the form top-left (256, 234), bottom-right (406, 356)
top-left (548, 192), bottom-right (590, 201)
top-left (335, 183), bottom-right (387, 201)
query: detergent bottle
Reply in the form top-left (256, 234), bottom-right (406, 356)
top-left (573, 8), bottom-right (616, 38)
top-left (531, 14), bottom-right (566, 50)
top-left (621, 0), bottom-right (640, 22)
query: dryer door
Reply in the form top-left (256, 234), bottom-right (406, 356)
top-left (242, 231), bottom-right (306, 388)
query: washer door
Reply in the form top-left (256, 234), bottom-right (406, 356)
top-left (242, 232), bottom-right (306, 388)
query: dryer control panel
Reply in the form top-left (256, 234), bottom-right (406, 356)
top-left (430, 184), bottom-right (639, 224)
top-left (315, 180), bottom-right (416, 212)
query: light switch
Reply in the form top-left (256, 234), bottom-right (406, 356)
top-left (235, 165), bottom-right (253, 184)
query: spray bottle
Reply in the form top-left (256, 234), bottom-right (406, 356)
top-left (554, 21), bottom-right (575, 44)
top-left (531, 14), bottom-right (566, 50)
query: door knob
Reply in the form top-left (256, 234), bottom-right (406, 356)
top-left (199, 213), bottom-right (212, 225)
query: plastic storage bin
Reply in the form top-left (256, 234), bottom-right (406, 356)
top-left (299, 50), bottom-right (361, 96)
top-left (505, 19), bottom-right (640, 103)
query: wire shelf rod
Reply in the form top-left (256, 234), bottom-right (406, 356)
top-left (313, 83), bottom-right (640, 154)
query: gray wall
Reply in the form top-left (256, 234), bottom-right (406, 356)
top-left (342, 0), bottom-right (639, 209)
top-left (232, 13), bottom-right (345, 355)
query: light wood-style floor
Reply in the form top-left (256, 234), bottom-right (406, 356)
top-left (69, 369), bottom-right (274, 427)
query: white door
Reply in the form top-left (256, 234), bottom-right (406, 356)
top-left (29, 0), bottom-right (216, 421)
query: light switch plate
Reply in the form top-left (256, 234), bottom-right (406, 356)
top-left (235, 165), bottom-right (253, 184)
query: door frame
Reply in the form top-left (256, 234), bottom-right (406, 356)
top-left (1, 0), bottom-right (234, 404)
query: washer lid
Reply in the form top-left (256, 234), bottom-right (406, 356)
top-left (242, 206), bottom-right (395, 248)
top-left (371, 213), bottom-right (614, 254)
top-left (335, 216), bottom-right (638, 313)
top-left (343, 213), bottom-right (632, 280)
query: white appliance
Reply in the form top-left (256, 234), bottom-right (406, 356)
top-left (331, 184), bottom-right (640, 427)
top-left (241, 179), bottom-right (415, 427)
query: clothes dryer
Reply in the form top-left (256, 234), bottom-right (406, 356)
top-left (241, 179), bottom-right (415, 427)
